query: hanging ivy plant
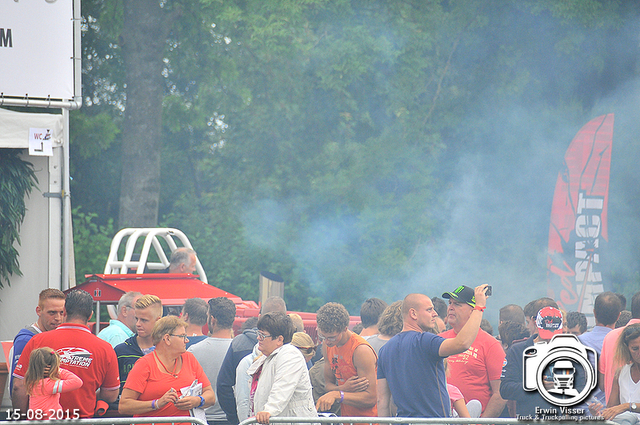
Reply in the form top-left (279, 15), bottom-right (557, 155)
top-left (0, 149), bottom-right (38, 290)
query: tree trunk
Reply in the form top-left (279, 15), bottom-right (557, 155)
top-left (118, 0), bottom-right (168, 227)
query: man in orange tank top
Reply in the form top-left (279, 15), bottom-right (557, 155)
top-left (315, 302), bottom-right (378, 419)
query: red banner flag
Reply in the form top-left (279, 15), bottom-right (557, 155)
top-left (547, 114), bottom-right (613, 321)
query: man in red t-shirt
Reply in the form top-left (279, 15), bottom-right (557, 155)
top-left (439, 285), bottom-right (506, 418)
top-left (12, 290), bottom-right (120, 419)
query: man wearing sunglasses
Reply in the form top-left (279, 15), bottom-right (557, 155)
top-left (315, 302), bottom-right (378, 420)
top-left (439, 285), bottom-right (506, 418)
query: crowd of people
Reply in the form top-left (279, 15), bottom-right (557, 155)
top-left (7, 249), bottom-right (640, 424)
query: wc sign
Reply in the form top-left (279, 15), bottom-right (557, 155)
top-left (29, 128), bottom-right (53, 156)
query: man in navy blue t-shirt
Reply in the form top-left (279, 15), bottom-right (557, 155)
top-left (377, 285), bottom-right (489, 418)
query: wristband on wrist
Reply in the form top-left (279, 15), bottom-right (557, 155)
top-left (339, 391), bottom-right (344, 404)
top-left (198, 395), bottom-right (205, 408)
top-left (151, 399), bottom-right (157, 410)
top-left (473, 305), bottom-right (486, 312)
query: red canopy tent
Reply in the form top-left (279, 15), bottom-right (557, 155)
top-left (67, 274), bottom-right (359, 341)
top-left (66, 274), bottom-right (260, 333)
top-left (72, 273), bottom-right (249, 305)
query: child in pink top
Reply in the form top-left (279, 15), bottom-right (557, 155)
top-left (25, 347), bottom-right (83, 420)
top-left (445, 358), bottom-right (482, 418)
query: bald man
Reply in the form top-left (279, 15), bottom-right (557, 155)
top-left (376, 285), bottom-right (489, 418)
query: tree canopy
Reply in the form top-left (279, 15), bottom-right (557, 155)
top-left (71, 0), bottom-right (640, 312)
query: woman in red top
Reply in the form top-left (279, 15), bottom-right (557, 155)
top-left (119, 316), bottom-right (215, 419)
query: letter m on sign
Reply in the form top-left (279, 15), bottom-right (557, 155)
top-left (0, 29), bottom-right (12, 47)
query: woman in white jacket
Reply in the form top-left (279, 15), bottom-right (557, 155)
top-left (247, 312), bottom-right (318, 425)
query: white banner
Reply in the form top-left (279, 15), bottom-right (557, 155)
top-left (0, 0), bottom-right (74, 100)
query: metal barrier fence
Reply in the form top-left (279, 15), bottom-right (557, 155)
top-left (0, 416), bottom-right (617, 425)
top-left (0, 417), bottom-right (207, 425)
top-left (239, 417), bottom-right (617, 425)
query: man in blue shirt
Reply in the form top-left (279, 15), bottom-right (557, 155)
top-left (377, 285), bottom-right (489, 418)
top-left (579, 291), bottom-right (622, 355)
top-left (98, 291), bottom-right (142, 347)
top-left (578, 291), bottom-right (622, 405)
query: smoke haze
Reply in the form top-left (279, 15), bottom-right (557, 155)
top-left (234, 3), bottom-right (640, 327)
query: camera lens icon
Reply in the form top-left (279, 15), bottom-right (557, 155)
top-left (523, 334), bottom-right (597, 406)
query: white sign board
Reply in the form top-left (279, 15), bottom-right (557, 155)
top-left (29, 127), bottom-right (54, 156)
top-left (0, 0), bottom-right (74, 100)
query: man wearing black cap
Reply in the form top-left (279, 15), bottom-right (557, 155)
top-left (439, 285), bottom-right (507, 418)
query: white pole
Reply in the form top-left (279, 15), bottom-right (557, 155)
top-left (48, 142), bottom-right (63, 290)
top-left (73, 0), bottom-right (82, 108)
top-left (62, 0), bottom-right (82, 290)
top-left (62, 108), bottom-right (71, 290)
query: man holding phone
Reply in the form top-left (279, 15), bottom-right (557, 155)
top-left (439, 285), bottom-right (507, 418)
top-left (377, 285), bottom-right (489, 418)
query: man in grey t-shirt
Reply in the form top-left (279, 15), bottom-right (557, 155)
top-left (189, 297), bottom-right (236, 425)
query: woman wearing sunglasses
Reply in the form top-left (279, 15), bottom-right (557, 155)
top-left (247, 312), bottom-right (317, 424)
top-left (119, 315), bottom-right (215, 421)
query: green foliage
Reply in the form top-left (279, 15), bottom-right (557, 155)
top-left (72, 207), bottom-right (116, 284)
top-left (160, 0), bottom-right (475, 311)
top-left (69, 108), bottom-right (123, 224)
top-left (70, 110), bottom-right (121, 159)
top-left (0, 150), bottom-right (38, 289)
